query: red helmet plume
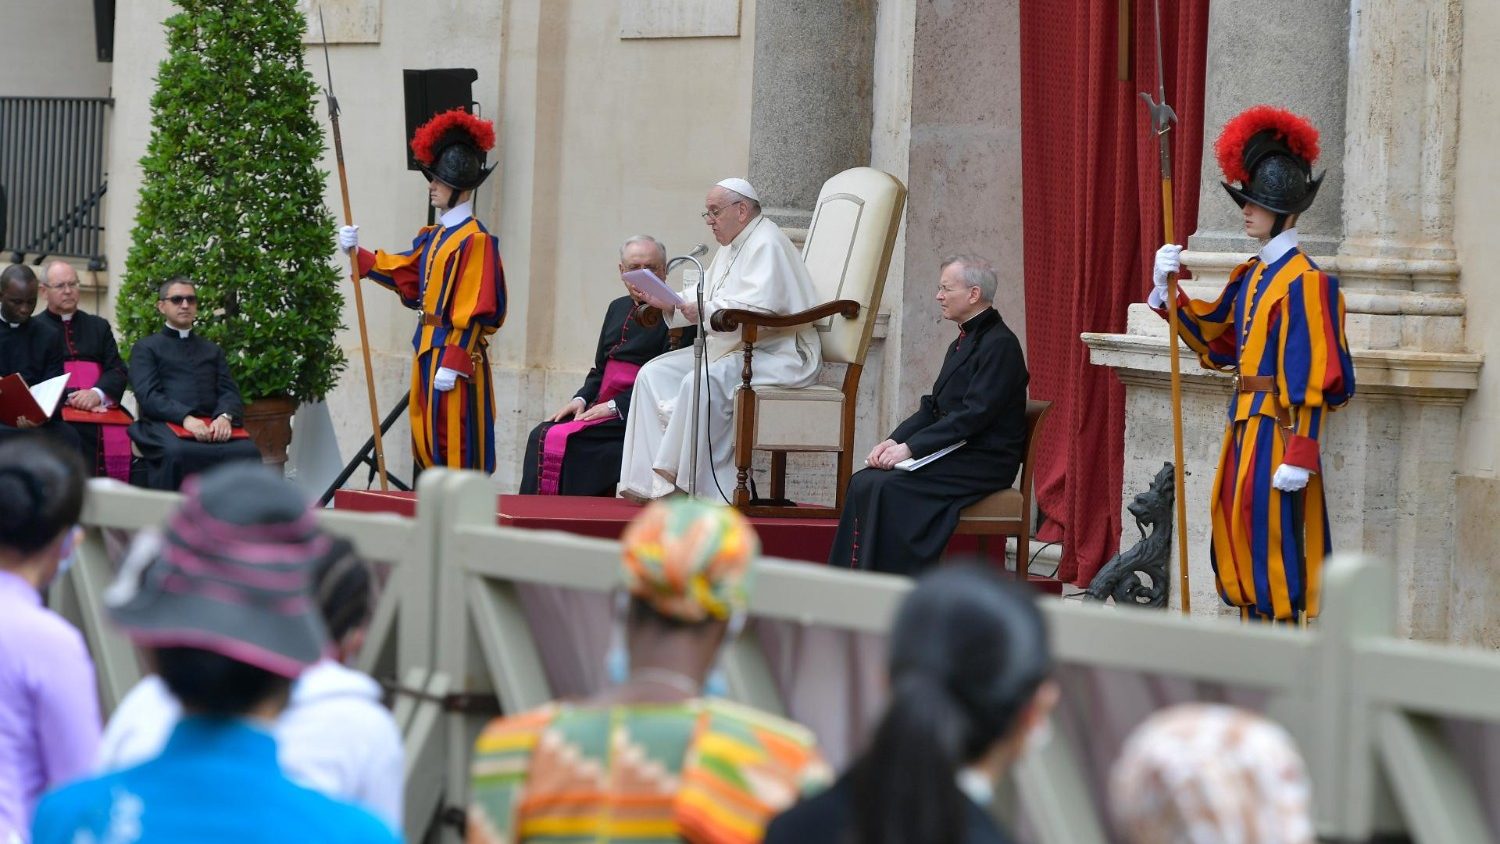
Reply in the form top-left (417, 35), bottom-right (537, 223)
top-left (409, 109), bottom-right (496, 168)
top-left (1214, 105), bottom-right (1320, 184)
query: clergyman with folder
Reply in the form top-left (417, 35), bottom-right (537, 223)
top-left (826, 254), bottom-right (1029, 575)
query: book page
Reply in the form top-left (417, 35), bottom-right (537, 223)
top-left (621, 269), bottom-right (684, 309)
top-left (30, 373), bottom-right (70, 418)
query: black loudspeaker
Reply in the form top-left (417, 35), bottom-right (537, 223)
top-left (402, 68), bottom-right (480, 171)
top-left (93, 0), bottom-right (115, 62)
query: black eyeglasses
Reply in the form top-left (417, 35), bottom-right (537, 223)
top-left (161, 295), bottom-right (198, 306)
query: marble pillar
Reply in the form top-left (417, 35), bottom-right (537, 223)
top-left (1089, 0), bottom-right (1481, 639)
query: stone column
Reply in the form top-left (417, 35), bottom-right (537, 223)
top-left (1186, 0), bottom-right (1349, 258)
top-left (747, 0), bottom-right (876, 231)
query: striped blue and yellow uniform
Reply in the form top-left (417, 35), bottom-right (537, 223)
top-left (1163, 246), bottom-right (1354, 621)
top-left (358, 217), bottom-right (506, 473)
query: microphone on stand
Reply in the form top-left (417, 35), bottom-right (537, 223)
top-left (667, 243), bottom-right (709, 273)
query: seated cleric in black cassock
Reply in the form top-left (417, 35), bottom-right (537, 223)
top-left (827, 255), bottom-right (1029, 575)
top-left (520, 236), bottom-right (692, 496)
top-left (39, 261), bottom-right (132, 480)
top-left (0, 265), bottom-right (82, 453)
top-left (127, 278), bottom-right (261, 490)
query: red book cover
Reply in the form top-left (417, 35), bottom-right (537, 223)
top-left (166, 418), bottom-right (251, 440)
top-left (0, 373), bottom-right (69, 427)
top-left (61, 406), bottom-right (134, 425)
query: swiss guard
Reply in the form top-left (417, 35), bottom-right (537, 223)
top-left (338, 109), bottom-right (507, 473)
top-left (1150, 105), bottom-right (1356, 623)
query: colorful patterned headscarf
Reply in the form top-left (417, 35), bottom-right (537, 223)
top-left (1110, 704), bottom-right (1315, 844)
top-left (620, 498), bottom-right (757, 623)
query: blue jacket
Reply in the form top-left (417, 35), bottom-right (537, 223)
top-left (32, 717), bottom-right (399, 843)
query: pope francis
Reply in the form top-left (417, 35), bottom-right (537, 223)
top-left (617, 178), bottom-right (822, 502)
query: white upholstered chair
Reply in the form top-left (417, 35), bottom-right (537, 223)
top-left (711, 167), bottom-right (907, 516)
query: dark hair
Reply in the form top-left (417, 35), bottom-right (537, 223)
top-left (0, 263), bottom-right (38, 293)
top-left (155, 646), bottom-right (292, 716)
top-left (157, 276), bottom-right (196, 299)
top-left (851, 564), bottom-right (1052, 844)
top-left (311, 537), bottom-right (374, 641)
top-left (0, 439), bottom-right (86, 556)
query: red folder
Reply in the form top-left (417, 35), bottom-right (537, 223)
top-left (61, 406), bottom-right (134, 425)
top-left (167, 418), bottom-right (251, 440)
top-left (0, 373), bottom-right (69, 427)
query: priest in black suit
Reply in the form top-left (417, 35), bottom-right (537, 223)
top-left (127, 277), bottom-right (261, 490)
top-left (0, 264), bottom-right (81, 452)
top-left (827, 255), bottom-right (1029, 575)
top-left (39, 261), bottom-right (132, 479)
top-left (520, 236), bottom-right (692, 495)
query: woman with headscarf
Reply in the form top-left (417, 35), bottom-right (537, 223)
top-left (0, 440), bottom-right (96, 843)
top-left (466, 497), bottom-right (830, 844)
top-left (765, 564), bottom-right (1058, 844)
top-left (1110, 703), bottom-right (1315, 844)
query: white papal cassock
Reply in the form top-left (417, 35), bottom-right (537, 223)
top-left (618, 216), bottom-right (822, 502)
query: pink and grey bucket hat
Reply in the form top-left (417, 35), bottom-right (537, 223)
top-left (105, 462), bottom-right (332, 678)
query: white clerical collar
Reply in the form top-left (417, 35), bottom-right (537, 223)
top-left (956, 767), bottom-right (995, 809)
top-left (167, 324), bottom-right (192, 339)
top-left (1259, 228), bottom-right (1299, 265)
top-left (5, 322), bottom-right (18, 329)
top-left (56, 311), bottom-right (74, 322)
top-left (440, 201), bottom-right (473, 229)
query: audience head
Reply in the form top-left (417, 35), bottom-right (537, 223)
top-left (617, 497), bottom-right (757, 684)
top-left (0, 438), bottom-right (86, 586)
top-left (619, 235), bottom-right (669, 300)
top-left (42, 261), bottom-right (82, 316)
top-left (704, 178), bottom-right (762, 246)
top-left (155, 277), bottom-right (200, 331)
top-left (0, 264), bottom-right (39, 325)
top-left (1110, 703), bottom-right (1314, 844)
top-left (852, 563), bottom-right (1057, 844)
top-left (936, 254), bottom-right (997, 324)
top-left (310, 536), bottom-right (376, 664)
top-left (106, 462), bottom-right (331, 718)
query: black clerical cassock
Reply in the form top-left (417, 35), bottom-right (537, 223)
top-left (827, 307), bottom-right (1029, 574)
top-left (127, 327), bottom-right (261, 490)
top-left (40, 309), bottom-right (131, 478)
top-left (0, 316), bottom-right (83, 452)
top-left (520, 295), bottom-right (691, 496)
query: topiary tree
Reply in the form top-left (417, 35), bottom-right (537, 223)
top-left (117, 0), bottom-right (345, 403)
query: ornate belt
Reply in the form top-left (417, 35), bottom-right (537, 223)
top-left (1233, 374), bottom-right (1275, 393)
top-left (421, 313), bottom-right (445, 327)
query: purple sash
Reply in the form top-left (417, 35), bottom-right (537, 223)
top-left (63, 360), bottom-right (132, 482)
top-left (537, 359), bottom-right (642, 495)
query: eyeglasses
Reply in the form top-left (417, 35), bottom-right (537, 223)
top-left (161, 295), bottom-right (198, 306)
top-left (701, 200), bottom-right (744, 223)
top-left (46, 282), bottom-right (81, 291)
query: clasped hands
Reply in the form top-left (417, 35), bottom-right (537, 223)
top-left (864, 438), bottom-right (911, 470)
top-left (66, 389), bottom-right (108, 413)
top-left (183, 414), bottom-right (233, 443)
top-left (547, 396), bottom-right (617, 423)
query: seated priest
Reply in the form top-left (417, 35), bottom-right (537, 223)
top-left (827, 255), bottom-right (1029, 575)
top-left (0, 264), bottom-right (82, 453)
top-left (127, 277), bottom-right (262, 490)
top-left (618, 178), bottom-right (822, 503)
top-left (520, 235), bottom-right (693, 496)
top-left (39, 261), bottom-right (132, 480)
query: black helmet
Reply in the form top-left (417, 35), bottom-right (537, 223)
top-left (1215, 106), bottom-right (1323, 216)
top-left (409, 109), bottom-right (496, 192)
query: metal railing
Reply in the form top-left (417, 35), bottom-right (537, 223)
top-left (0, 96), bottom-right (111, 266)
top-left (59, 470), bottom-right (1500, 843)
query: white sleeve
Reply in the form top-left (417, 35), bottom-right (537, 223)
top-left (96, 676), bottom-right (181, 772)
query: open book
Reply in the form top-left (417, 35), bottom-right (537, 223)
top-left (621, 269), bottom-right (684, 310)
top-left (894, 440), bottom-right (966, 472)
top-left (0, 373), bottom-right (70, 427)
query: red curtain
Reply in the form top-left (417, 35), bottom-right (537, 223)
top-left (1019, 0), bottom-right (1209, 585)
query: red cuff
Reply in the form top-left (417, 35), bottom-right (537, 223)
top-left (356, 248), bottom-right (375, 278)
top-left (1283, 434), bottom-right (1320, 471)
top-left (440, 345), bottom-right (474, 376)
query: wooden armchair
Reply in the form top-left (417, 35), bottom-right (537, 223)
top-left (710, 167), bottom-right (907, 517)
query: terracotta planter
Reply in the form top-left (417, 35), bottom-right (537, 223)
top-left (242, 396), bottom-right (298, 475)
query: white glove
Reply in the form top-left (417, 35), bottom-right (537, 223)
top-left (1151, 243), bottom-right (1183, 304)
top-left (433, 367), bottom-right (461, 392)
top-left (1272, 464), bottom-right (1311, 492)
top-left (337, 224), bottom-right (359, 254)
